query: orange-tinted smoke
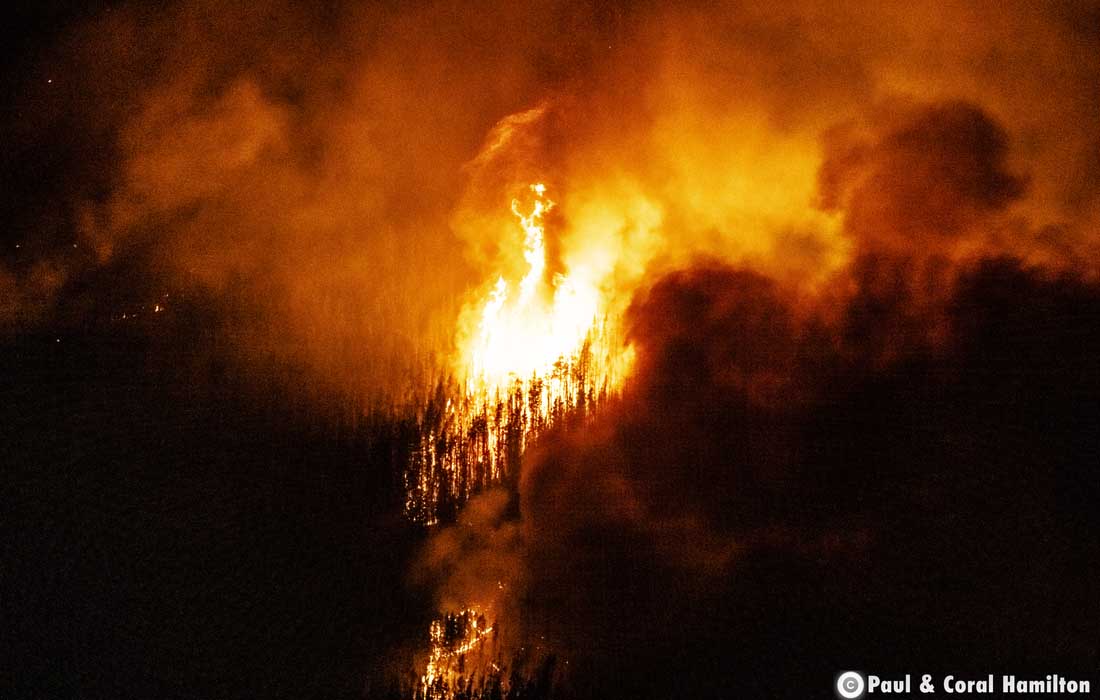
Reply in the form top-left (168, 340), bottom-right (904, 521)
top-left (5, 0), bottom-right (1095, 404)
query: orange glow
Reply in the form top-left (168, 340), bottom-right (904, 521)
top-left (403, 181), bottom-right (631, 525)
top-left (468, 183), bottom-right (600, 388)
top-left (420, 608), bottom-right (497, 698)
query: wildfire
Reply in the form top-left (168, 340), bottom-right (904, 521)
top-left (469, 183), bottom-right (600, 389)
top-left (407, 180), bottom-right (618, 696)
top-left (403, 181), bottom-right (629, 525)
top-left (419, 608), bottom-right (497, 698)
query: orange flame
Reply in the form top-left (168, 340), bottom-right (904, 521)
top-left (420, 608), bottom-right (496, 698)
top-left (403, 181), bottom-right (630, 525)
top-left (468, 183), bottom-right (602, 389)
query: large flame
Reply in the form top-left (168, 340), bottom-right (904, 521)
top-left (408, 181), bottom-right (622, 696)
top-left (469, 183), bottom-right (600, 389)
top-left (403, 181), bottom-right (629, 526)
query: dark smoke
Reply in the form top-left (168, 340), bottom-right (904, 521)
top-left (819, 101), bottom-right (1028, 253)
top-left (4, 1), bottom-right (1099, 698)
top-left (451, 257), bottom-right (1100, 699)
top-left (421, 100), bottom-right (1100, 698)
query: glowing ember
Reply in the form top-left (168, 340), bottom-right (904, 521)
top-left (418, 608), bottom-right (499, 699)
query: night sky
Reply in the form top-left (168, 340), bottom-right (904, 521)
top-left (3, 2), bottom-right (1098, 699)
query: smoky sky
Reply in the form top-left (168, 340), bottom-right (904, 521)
top-left (3, 0), bottom-right (1099, 401)
top-left (3, 1), bottom-right (1099, 698)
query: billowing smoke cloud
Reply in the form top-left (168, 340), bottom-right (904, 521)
top-left (5, 0), bottom-right (1097, 404)
top-left (419, 98), bottom-right (1099, 700)
top-left (3, 2), bottom-right (1098, 693)
top-left (423, 260), bottom-right (1099, 698)
top-left (819, 101), bottom-right (1027, 255)
top-left (2, 0), bottom-right (625, 398)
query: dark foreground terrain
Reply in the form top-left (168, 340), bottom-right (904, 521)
top-left (5, 258), bottom-right (1100, 699)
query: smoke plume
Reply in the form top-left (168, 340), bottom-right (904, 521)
top-left (6, 0), bottom-right (1097, 399)
top-left (3, 1), bottom-right (1098, 695)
